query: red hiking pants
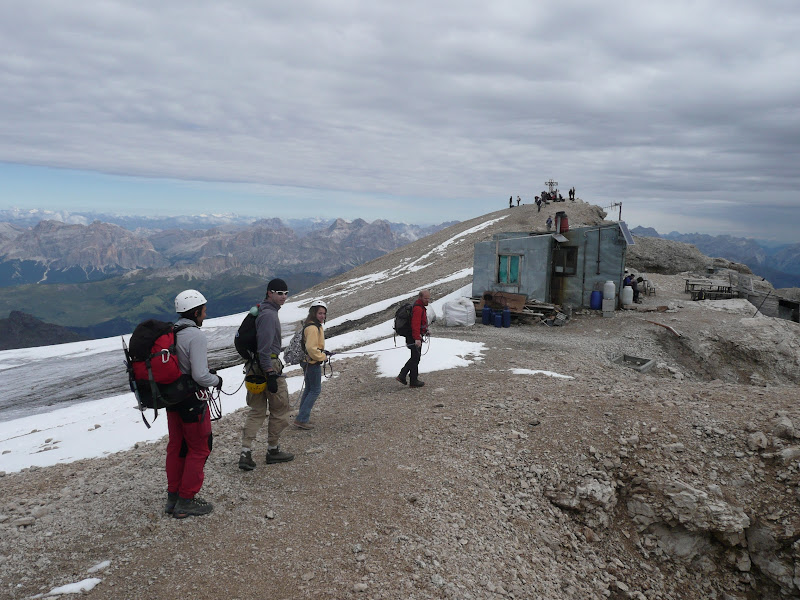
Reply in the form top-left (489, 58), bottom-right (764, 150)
top-left (166, 407), bottom-right (212, 499)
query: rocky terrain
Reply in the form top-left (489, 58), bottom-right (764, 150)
top-left (626, 235), bottom-right (753, 276)
top-left (2, 201), bottom-right (800, 599)
top-left (630, 227), bottom-right (800, 289)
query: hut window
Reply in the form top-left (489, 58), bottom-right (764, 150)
top-left (553, 246), bottom-right (578, 276)
top-left (498, 255), bottom-right (520, 284)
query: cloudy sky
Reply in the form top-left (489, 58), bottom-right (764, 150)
top-left (0, 1), bottom-right (798, 241)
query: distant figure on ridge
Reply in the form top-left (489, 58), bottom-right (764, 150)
top-left (396, 290), bottom-right (430, 388)
top-left (509, 196), bottom-right (513, 209)
top-left (167, 289), bottom-right (222, 519)
top-left (516, 195), bottom-right (521, 206)
top-left (238, 278), bottom-right (295, 471)
top-left (546, 216), bottom-right (553, 231)
top-left (535, 196), bottom-right (542, 212)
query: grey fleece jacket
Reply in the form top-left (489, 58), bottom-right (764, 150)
top-left (255, 300), bottom-right (282, 372)
top-left (174, 317), bottom-right (221, 389)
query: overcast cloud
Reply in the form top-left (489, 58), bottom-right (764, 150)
top-left (0, 1), bottom-right (798, 240)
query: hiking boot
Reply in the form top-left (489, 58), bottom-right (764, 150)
top-left (395, 374), bottom-right (407, 385)
top-left (164, 491), bottom-right (178, 515)
top-left (173, 496), bottom-right (214, 519)
top-left (293, 420), bottom-right (314, 430)
top-left (409, 380), bottom-right (425, 388)
top-left (266, 446), bottom-right (295, 464)
top-left (239, 450), bottom-right (256, 471)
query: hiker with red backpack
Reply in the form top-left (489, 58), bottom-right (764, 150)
top-left (166, 289), bottom-right (222, 519)
top-left (238, 278), bottom-right (295, 471)
top-left (395, 289), bottom-right (430, 388)
top-left (292, 300), bottom-right (330, 430)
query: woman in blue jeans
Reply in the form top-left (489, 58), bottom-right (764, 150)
top-left (293, 300), bottom-right (328, 430)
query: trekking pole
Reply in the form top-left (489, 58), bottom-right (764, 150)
top-left (122, 336), bottom-right (152, 429)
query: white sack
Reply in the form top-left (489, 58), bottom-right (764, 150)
top-left (442, 297), bottom-right (476, 327)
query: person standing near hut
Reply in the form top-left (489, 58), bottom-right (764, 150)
top-left (546, 215), bottom-right (553, 231)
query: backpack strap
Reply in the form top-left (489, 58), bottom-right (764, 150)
top-left (145, 357), bottom-right (162, 424)
top-left (301, 322), bottom-right (322, 362)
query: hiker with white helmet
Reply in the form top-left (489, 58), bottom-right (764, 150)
top-left (238, 278), bottom-right (294, 471)
top-left (167, 289), bottom-right (222, 519)
top-left (293, 300), bottom-right (330, 430)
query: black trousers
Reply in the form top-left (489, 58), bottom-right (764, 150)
top-left (400, 337), bottom-right (421, 383)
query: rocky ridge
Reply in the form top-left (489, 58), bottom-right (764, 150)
top-left (0, 310), bottom-right (85, 351)
top-left (2, 201), bottom-right (800, 599)
top-left (0, 216), bottom-right (450, 285)
top-left (1, 220), bottom-right (166, 272)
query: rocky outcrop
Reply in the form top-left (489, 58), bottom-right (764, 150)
top-left (0, 222), bottom-right (24, 244)
top-left (627, 235), bottom-right (752, 275)
top-left (0, 310), bottom-right (85, 350)
top-left (0, 220), bottom-right (167, 271)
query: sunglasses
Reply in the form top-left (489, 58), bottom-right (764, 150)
top-left (271, 290), bottom-right (289, 296)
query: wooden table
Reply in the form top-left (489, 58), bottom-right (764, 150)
top-left (685, 278), bottom-right (736, 300)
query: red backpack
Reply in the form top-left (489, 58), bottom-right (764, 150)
top-left (123, 320), bottom-right (196, 427)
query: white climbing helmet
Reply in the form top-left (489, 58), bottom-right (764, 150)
top-left (310, 299), bottom-right (328, 310)
top-left (175, 289), bottom-right (207, 313)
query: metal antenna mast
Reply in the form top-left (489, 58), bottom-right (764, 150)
top-left (604, 202), bottom-right (622, 220)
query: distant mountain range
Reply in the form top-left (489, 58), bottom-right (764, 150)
top-left (630, 227), bottom-right (800, 289)
top-left (0, 212), bottom-right (455, 348)
top-left (3, 208), bottom-right (797, 351)
top-left (0, 215), bottom-right (455, 287)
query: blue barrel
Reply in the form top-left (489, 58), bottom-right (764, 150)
top-left (494, 311), bottom-right (502, 327)
top-left (481, 305), bottom-right (492, 325)
top-left (502, 307), bottom-right (511, 327)
top-left (590, 290), bottom-right (602, 310)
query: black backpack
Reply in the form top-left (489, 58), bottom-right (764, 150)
top-left (234, 307), bottom-right (259, 361)
top-left (393, 303), bottom-right (414, 338)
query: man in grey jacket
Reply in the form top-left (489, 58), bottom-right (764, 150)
top-left (167, 289), bottom-right (222, 519)
top-left (239, 278), bottom-right (294, 470)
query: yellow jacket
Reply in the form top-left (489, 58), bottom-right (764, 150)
top-left (303, 323), bottom-right (326, 364)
